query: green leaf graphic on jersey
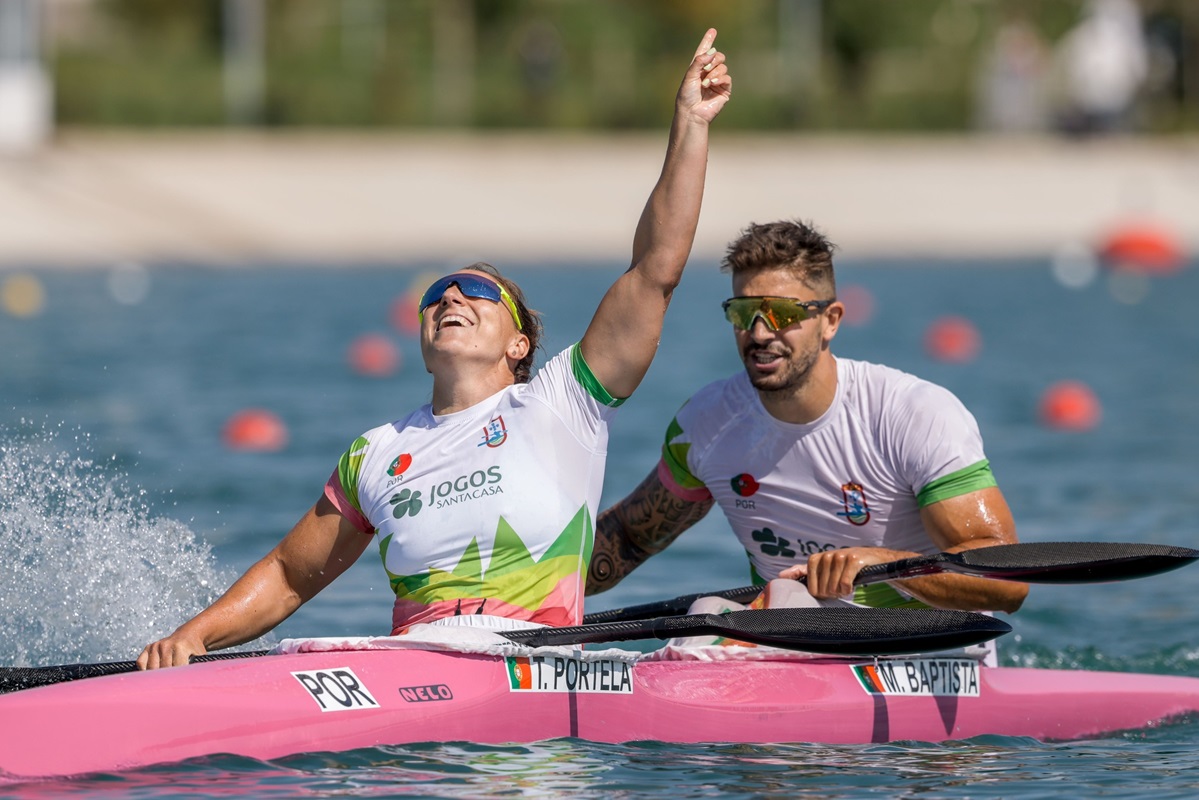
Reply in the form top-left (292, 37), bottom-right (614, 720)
top-left (389, 487), bottom-right (423, 518)
top-left (384, 505), bottom-right (592, 615)
top-left (336, 435), bottom-right (370, 511)
top-left (661, 416), bottom-right (705, 491)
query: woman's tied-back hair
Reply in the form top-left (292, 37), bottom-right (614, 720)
top-left (720, 219), bottom-right (838, 296)
top-left (463, 262), bottom-right (543, 384)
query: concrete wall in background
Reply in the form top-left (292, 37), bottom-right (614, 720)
top-left (0, 132), bottom-right (1196, 268)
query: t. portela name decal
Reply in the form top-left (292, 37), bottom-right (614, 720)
top-left (292, 668), bottom-right (381, 712)
top-left (853, 658), bottom-right (980, 697)
top-left (507, 656), bottom-right (633, 694)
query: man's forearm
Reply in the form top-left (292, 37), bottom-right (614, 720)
top-left (586, 470), bottom-right (715, 595)
top-left (587, 510), bottom-right (656, 594)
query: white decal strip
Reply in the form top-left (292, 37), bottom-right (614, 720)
top-left (506, 656), bottom-right (634, 694)
top-left (853, 658), bottom-right (981, 697)
top-left (292, 668), bottom-right (381, 712)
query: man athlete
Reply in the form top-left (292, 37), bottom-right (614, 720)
top-left (587, 220), bottom-right (1027, 646)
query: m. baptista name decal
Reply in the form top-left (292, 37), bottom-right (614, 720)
top-left (853, 658), bottom-right (981, 697)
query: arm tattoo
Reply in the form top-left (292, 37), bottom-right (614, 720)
top-left (587, 469), bottom-right (714, 595)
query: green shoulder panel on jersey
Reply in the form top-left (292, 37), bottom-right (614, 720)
top-left (570, 343), bottom-right (625, 408)
top-left (336, 435), bottom-right (371, 513)
top-left (916, 460), bottom-right (997, 508)
top-left (661, 415), bottom-right (707, 491)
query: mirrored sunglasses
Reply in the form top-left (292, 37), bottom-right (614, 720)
top-left (418, 272), bottom-right (523, 331)
top-left (722, 296), bottom-right (834, 331)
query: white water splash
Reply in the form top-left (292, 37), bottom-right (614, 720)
top-left (0, 425), bottom-right (235, 666)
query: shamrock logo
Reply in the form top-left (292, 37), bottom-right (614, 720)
top-left (389, 488), bottom-right (423, 519)
top-left (751, 527), bottom-right (795, 558)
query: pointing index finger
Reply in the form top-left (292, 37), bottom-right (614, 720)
top-left (693, 28), bottom-right (717, 60)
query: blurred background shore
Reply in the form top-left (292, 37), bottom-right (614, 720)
top-left (1, 0), bottom-right (1197, 267)
top-left (3, 131), bottom-right (1199, 267)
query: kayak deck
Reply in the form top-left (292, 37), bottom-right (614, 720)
top-left (2, 645), bottom-right (1198, 781)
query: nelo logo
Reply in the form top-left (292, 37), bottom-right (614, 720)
top-left (730, 473), bottom-right (759, 497)
top-left (398, 684), bottom-right (454, 703)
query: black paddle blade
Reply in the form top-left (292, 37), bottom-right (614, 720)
top-left (949, 542), bottom-right (1199, 584)
top-left (506, 607), bottom-right (1011, 656)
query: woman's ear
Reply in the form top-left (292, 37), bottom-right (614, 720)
top-left (507, 334), bottom-right (530, 362)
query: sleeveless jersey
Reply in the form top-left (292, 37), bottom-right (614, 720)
top-left (659, 357), bottom-right (997, 608)
top-left (325, 344), bottom-right (621, 633)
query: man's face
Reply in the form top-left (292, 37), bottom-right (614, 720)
top-left (727, 270), bottom-right (842, 395)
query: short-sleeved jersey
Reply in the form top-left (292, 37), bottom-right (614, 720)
top-left (659, 357), bottom-right (997, 608)
top-left (325, 344), bottom-right (621, 633)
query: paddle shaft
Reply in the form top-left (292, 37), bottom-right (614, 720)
top-left (0, 606), bottom-right (1011, 694)
top-left (7, 543), bottom-right (1191, 692)
top-left (0, 649), bottom-right (271, 694)
top-left (581, 541), bottom-right (1199, 624)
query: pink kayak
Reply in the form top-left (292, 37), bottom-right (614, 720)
top-left (2, 643), bottom-right (1199, 781)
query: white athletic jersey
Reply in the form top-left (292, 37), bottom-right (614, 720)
top-left (659, 357), bottom-right (997, 608)
top-left (325, 345), bottom-right (621, 633)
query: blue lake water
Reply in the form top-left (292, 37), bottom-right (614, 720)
top-left (1, 257), bottom-right (1198, 797)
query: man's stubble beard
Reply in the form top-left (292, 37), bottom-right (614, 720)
top-left (744, 342), bottom-right (820, 397)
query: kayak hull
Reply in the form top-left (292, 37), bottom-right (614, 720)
top-left (2, 648), bottom-right (1197, 780)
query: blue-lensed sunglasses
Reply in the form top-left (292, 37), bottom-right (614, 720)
top-left (418, 272), bottom-right (523, 331)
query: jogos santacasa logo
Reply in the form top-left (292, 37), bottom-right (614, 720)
top-left (389, 466), bottom-right (505, 520)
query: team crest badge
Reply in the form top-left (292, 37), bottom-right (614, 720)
top-left (837, 482), bottom-right (871, 526)
top-left (479, 415), bottom-right (508, 448)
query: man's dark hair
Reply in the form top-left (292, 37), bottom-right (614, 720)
top-left (720, 220), bottom-right (838, 296)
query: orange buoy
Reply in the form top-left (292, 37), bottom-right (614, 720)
top-left (1097, 223), bottom-right (1184, 275)
top-left (389, 289), bottom-right (423, 336)
top-left (838, 284), bottom-right (876, 327)
top-left (222, 409), bottom-right (288, 451)
top-left (1, 273), bottom-right (45, 318)
top-left (348, 333), bottom-right (400, 377)
top-left (1039, 381), bottom-right (1101, 432)
top-left (924, 316), bottom-right (981, 363)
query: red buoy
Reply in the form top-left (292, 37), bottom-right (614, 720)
top-left (1039, 381), bottom-right (1101, 432)
top-left (924, 316), bottom-right (981, 363)
top-left (389, 289), bottom-right (423, 336)
top-left (838, 284), bottom-right (876, 327)
top-left (348, 333), bottom-right (400, 377)
top-left (1097, 222), bottom-right (1184, 275)
top-left (222, 409), bottom-right (289, 451)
